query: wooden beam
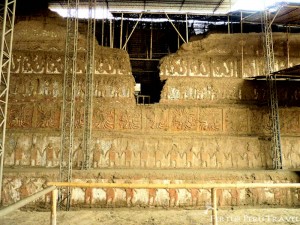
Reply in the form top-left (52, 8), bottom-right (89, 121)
top-left (47, 182), bottom-right (300, 189)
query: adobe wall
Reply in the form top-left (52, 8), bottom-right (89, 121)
top-left (2, 13), bottom-right (300, 208)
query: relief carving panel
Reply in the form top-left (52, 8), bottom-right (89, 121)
top-left (198, 108), bottom-right (222, 132)
top-left (280, 109), bottom-right (300, 134)
top-left (170, 107), bottom-right (197, 131)
top-left (93, 107), bottom-right (115, 130)
top-left (8, 104), bottom-right (33, 128)
top-left (144, 107), bottom-right (169, 130)
top-left (35, 103), bottom-right (60, 128)
top-left (116, 108), bottom-right (142, 130)
top-left (224, 108), bottom-right (248, 133)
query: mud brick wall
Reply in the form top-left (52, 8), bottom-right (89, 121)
top-left (2, 12), bottom-right (300, 207)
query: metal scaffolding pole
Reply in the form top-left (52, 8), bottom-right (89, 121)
top-left (82, 0), bottom-right (96, 170)
top-left (120, 13), bottom-right (123, 49)
top-left (0, 0), bottom-right (16, 203)
top-left (262, 10), bottom-right (283, 169)
top-left (59, 0), bottom-right (79, 210)
top-left (122, 13), bottom-right (142, 50)
top-left (165, 13), bottom-right (186, 44)
top-left (185, 14), bottom-right (188, 43)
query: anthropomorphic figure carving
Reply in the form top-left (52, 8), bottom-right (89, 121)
top-left (84, 180), bottom-right (93, 206)
top-left (148, 188), bottom-right (157, 207)
top-left (104, 179), bottom-right (116, 207)
top-left (2, 178), bottom-right (15, 204)
top-left (73, 142), bottom-right (84, 168)
top-left (188, 188), bottom-right (200, 206)
top-left (105, 143), bottom-right (118, 167)
top-left (230, 189), bottom-right (240, 206)
top-left (14, 142), bottom-right (23, 166)
top-left (93, 141), bottom-right (103, 168)
top-left (42, 142), bottom-right (59, 167)
top-left (242, 142), bottom-right (258, 168)
top-left (167, 144), bottom-right (180, 168)
top-left (139, 141), bottom-right (149, 168)
top-left (121, 143), bottom-right (135, 167)
top-left (182, 146), bottom-right (196, 168)
top-left (198, 145), bottom-right (211, 168)
top-left (210, 141), bottom-right (229, 168)
top-left (167, 188), bottom-right (178, 207)
top-left (155, 141), bottom-right (164, 168)
top-left (30, 142), bottom-right (42, 166)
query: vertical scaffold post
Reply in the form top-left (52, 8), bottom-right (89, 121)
top-left (262, 9), bottom-right (283, 169)
top-left (51, 189), bottom-right (58, 225)
top-left (0, 0), bottom-right (16, 203)
top-left (59, 0), bottom-right (79, 210)
top-left (211, 188), bottom-right (218, 225)
top-left (82, 0), bottom-right (96, 170)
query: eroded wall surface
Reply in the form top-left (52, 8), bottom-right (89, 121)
top-left (2, 13), bottom-right (300, 207)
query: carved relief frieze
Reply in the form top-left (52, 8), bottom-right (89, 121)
top-left (9, 75), bottom-right (62, 100)
top-left (189, 56), bottom-right (210, 77)
top-left (8, 104), bottom-right (33, 128)
top-left (93, 107), bottom-right (115, 130)
top-left (144, 107), bottom-right (169, 130)
top-left (249, 109), bottom-right (270, 135)
top-left (46, 54), bottom-right (64, 74)
top-left (212, 57), bottom-right (237, 78)
top-left (224, 108), bottom-right (248, 133)
top-left (35, 103), bottom-right (60, 128)
top-left (198, 108), bottom-right (222, 132)
top-left (93, 76), bottom-right (133, 99)
top-left (117, 108), bottom-right (142, 130)
top-left (282, 138), bottom-right (300, 169)
top-left (170, 107), bottom-right (197, 131)
top-left (280, 109), bottom-right (300, 134)
top-left (22, 53), bottom-right (45, 74)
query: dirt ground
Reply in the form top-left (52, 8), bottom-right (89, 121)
top-left (1, 207), bottom-right (300, 225)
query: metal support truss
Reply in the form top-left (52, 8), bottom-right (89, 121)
top-left (0, 0), bottom-right (16, 204)
top-left (262, 10), bottom-right (283, 169)
top-left (82, 0), bottom-right (96, 170)
top-left (59, 0), bottom-right (79, 210)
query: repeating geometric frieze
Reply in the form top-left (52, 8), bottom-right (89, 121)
top-left (160, 55), bottom-right (299, 78)
top-left (94, 53), bottom-right (131, 75)
top-left (189, 56), bottom-right (210, 77)
top-left (11, 50), bottom-right (132, 76)
top-left (211, 57), bottom-right (238, 78)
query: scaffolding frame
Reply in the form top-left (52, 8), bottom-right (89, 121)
top-left (82, 0), bottom-right (96, 170)
top-left (0, 0), bottom-right (16, 203)
top-left (262, 10), bottom-right (283, 169)
top-left (59, 0), bottom-right (79, 210)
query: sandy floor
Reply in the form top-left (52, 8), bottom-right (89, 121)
top-left (1, 208), bottom-right (300, 225)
